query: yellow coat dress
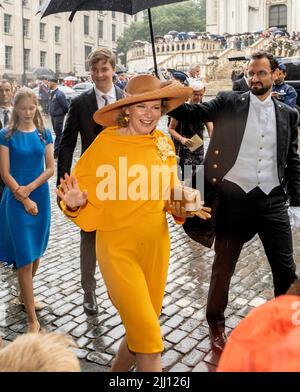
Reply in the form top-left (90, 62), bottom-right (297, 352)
top-left (62, 126), bottom-right (179, 353)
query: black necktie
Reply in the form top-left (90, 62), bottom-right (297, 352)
top-left (102, 95), bottom-right (108, 106)
top-left (3, 109), bottom-right (9, 127)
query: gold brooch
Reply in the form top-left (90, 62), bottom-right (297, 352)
top-left (156, 136), bottom-right (175, 162)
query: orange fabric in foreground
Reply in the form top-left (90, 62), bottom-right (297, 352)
top-left (217, 295), bottom-right (300, 372)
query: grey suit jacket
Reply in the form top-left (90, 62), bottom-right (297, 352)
top-left (232, 77), bottom-right (250, 93)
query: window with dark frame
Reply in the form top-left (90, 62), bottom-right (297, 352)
top-left (269, 4), bottom-right (287, 29)
top-left (40, 51), bottom-right (46, 67)
top-left (24, 48), bottom-right (30, 71)
top-left (55, 53), bottom-right (61, 73)
top-left (84, 15), bottom-right (89, 35)
top-left (5, 46), bottom-right (13, 69)
top-left (112, 24), bottom-right (116, 42)
top-left (85, 45), bottom-right (92, 71)
top-left (4, 14), bottom-right (11, 34)
top-left (55, 26), bottom-right (61, 43)
top-left (40, 22), bottom-right (46, 40)
top-left (98, 19), bottom-right (103, 39)
top-left (23, 18), bottom-right (30, 37)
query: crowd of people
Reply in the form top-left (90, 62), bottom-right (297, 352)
top-left (1, 46), bottom-right (300, 373)
top-left (264, 35), bottom-right (299, 57)
top-left (154, 30), bottom-right (261, 50)
top-left (153, 28), bottom-right (300, 54)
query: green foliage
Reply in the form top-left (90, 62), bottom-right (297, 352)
top-left (117, 0), bottom-right (206, 64)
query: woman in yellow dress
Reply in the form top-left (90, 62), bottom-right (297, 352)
top-left (56, 75), bottom-right (210, 372)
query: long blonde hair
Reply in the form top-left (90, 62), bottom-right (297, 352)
top-left (7, 87), bottom-right (45, 141)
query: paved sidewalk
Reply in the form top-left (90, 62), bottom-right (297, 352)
top-left (1, 133), bottom-right (300, 372)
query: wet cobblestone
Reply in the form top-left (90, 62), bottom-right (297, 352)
top-left (1, 128), bottom-right (300, 372)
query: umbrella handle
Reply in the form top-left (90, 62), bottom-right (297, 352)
top-left (69, 10), bottom-right (77, 22)
top-left (69, 0), bottom-right (86, 22)
top-left (148, 9), bottom-right (158, 78)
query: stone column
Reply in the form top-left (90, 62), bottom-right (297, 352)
top-left (237, 0), bottom-right (249, 33)
top-left (206, 0), bottom-right (218, 34)
top-left (218, 0), bottom-right (228, 34)
top-left (290, 0), bottom-right (300, 31)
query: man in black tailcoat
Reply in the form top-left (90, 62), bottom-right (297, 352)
top-left (169, 51), bottom-right (300, 353)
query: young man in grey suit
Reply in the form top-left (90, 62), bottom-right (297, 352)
top-left (57, 48), bottom-right (124, 315)
top-left (169, 51), bottom-right (300, 353)
top-left (232, 74), bottom-right (250, 93)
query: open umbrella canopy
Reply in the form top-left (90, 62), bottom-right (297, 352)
top-left (115, 64), bottom-right (127, 74)
top-left (268, 26), bottom-right (279, 31)
top-left (168, 30), bottom-right (179, 36)
top-left (40, 0), bottom-right (188, 19)
top-left (64, 75), bottom-right (78, 81)
top-left (31, 67), bottom-right (55, 78)
top-left (228, 55), bottom-right (249, 62)
top-left (39, 0), bottom-right (189, 76)
top-left (273, 30), bottom-right (286, 36)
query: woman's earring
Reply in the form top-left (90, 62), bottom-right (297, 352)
top-left (124, 116), bottom-right (129, 126)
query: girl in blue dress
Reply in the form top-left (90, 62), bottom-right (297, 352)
top-left (0, 88), bottom-right (54, 333)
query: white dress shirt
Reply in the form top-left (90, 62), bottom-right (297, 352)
top-left (94, 85), bottom-right (116, 109)
top-left (243, 75), bottom-right (249, 86)
top-left (225, 93), bottom-right (280, 195)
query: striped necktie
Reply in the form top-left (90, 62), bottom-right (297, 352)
top-left (3, 109), bottom-right (9, 127)
top-left (102, 95), bottom-right (108, 106)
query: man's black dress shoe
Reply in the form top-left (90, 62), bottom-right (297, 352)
top-left (209, 329), bottom-right (227, 353)
top-left (83, 291), bottom-right (98, 315)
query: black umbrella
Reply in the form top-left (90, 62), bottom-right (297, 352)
top-left (39, 0), bottom-right (189, 77)
top-left (32, 67), bottom-right (55, 78)
top-left (115, 64), bottom-right (127, 74)
top-left (228, 56), bottom-right (249, 62)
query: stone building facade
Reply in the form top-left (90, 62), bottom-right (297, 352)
top-left (0, 0), bottom-right (143, 82)
top-left (126, 39), bottom-right (222, 74)
top-left (206, 0), bottom-right (300, 35)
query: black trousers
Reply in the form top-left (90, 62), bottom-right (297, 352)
top-left (206, 180), bottom-right (297, 333)
top-left (51, 115), bottom-right (64, 157)
top-left (80, 230), bottom-right (97, 294)
top-left (40, 98), bottom-right (49, 114)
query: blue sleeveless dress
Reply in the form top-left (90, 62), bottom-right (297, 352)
top-left (0, 128), bottom-right (52, 268)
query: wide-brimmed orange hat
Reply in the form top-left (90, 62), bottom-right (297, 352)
top-left (93, 74), bottom-right (193, 126)
top-left (217, 295), bottom-right (300, 372)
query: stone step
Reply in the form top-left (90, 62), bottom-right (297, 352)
top-left (206, 83), bottom-right (232, 88)
top-left (205, 83), bottom-right (233, 93)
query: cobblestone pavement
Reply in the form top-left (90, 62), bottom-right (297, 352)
top-left (1, 123), bottom-right (300, 372)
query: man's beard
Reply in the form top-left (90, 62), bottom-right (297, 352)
top-left (250, 83), bottom-right (271, 96)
